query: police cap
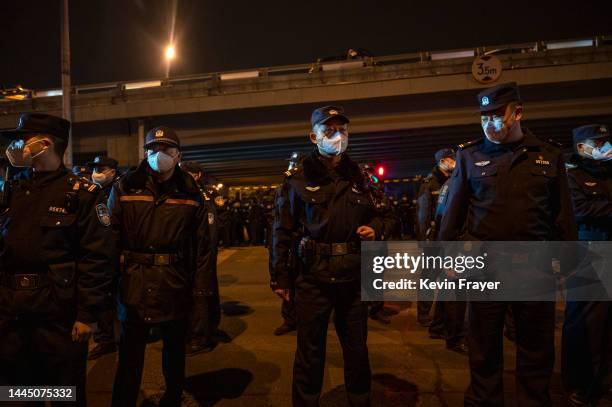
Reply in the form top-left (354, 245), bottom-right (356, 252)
top-left (572, 124), bottom-right (609, 145)
top-left (144, 126), bottom-right (180, 149)
top-left (477, 82), bottom-right (521, 113)
top-left (1, 113), bottom-right (70, 141)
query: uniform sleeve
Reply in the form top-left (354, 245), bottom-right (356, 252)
top-left (272, 180), bottom-right (299, 289)
top-left (194, 199), bottom-right (214, 297)
top-left (415, 182), bottom-right (433, 240)
top-left (367, 197), bottom-right (397, 241)
top-left (75, 189), bottom-right (116, 324)
top-left (568, 171), bottom-right (612, 221)
top-left (554, 154), bottom-right (578, 241)
top-left (438, 150), bottom-right (470, 241)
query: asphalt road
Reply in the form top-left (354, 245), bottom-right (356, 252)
top-left (85, 246), bottom-right (575, 406)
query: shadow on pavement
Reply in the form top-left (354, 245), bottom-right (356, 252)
top-left (221, 300), bottom-right (254, 317)
top-left (320, 373), bottom-right (419, 407)
top-left (186, 368), bottom-right (253, 406)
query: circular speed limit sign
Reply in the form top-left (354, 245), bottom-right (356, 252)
top-left (471, 55), bottom-right (502, 84)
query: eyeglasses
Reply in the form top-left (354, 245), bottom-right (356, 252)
top-left (318, 125), bottom-right (348, 138)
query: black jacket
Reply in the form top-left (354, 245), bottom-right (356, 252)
top-left (272, 150), bottom-right (389, 288)
top-left (566, 155), bottom-right (612, 240)
top-left (108, 160), bottom-right (214, 323)
top-left (0, 167), bottom-right (114, 324)
top-left (439, 130), bottom-right (577, 241)
top-left (416, 165), bottom-right (449, 240)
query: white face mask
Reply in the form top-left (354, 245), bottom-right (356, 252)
top-left (5, 139), bottom-right (49, 168)
top-left (148, 151), bottom-right (177, 173)
top-left (584, 141), bottom-right (612, 161)
top-left (481, 111), bottom-right (516, 144)
top-left (92, 169), bottom-right (115, 186)
top-left (316, 131), bottom-right (348, 157)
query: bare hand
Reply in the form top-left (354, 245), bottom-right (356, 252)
top-left (356, 226), bottom-right (375, 241)
top-left (274, 288), bottom-right (291, 302)
top-left (72, 321), bottom-right (93, 343)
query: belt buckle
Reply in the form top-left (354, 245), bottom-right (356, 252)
top-left (15, 274), bottom-right (38, 290)
top-left (154, 254), bottom-right (170, 266)
top-left (332, 243), bottom-right (346, 256)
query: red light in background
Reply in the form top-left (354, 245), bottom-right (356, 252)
top-left (376, 166), bottom-right (385, 177)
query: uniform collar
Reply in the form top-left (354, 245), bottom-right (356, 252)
top-left (22, 166), bottom-right (68, 187)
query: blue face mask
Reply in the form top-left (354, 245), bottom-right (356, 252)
top-left (316, 132), bottom-right (348, 157)
top-left (591, 141), bottom-right (612, 161)
top-left (147, 151), bottom-right (176, 173)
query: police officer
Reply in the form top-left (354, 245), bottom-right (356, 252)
top-left (438, 83), bottom-right (577, 406)
top-left (562, 124), bottom-right (612, 406)
top-left (109, 127), bottom-right (215, 406)
top-left (272, 105), bottom-right (390, 406)
top-left (415, 148), bottom-right (455, 327)
top-left (72, 164), bottom-right (92, 181)
top-left (0, 113), bottom-right (114, 406)
top-left (87, 155), bottom-right (121, 360)
top-left (179, 160), bottom-right (226, 355)
top-left (269, 153), bottom-right (302, 336)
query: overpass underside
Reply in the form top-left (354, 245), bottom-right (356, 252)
top-left (2, 44), bottom-right (611, 184)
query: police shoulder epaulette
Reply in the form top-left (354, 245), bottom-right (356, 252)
top-left (284, 166), bottom-right (300, 178)
top-left (457, 138), bottom-right (484, 150)
top-left (540, 137), bottom-right (563, 149)
top-left (68, 177), bottom-right (100, 193)
top-left (565, 162), bottom-right (578, 170)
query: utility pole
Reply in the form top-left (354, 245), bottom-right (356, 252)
top-left (61, 0), bottom-right (73, 167)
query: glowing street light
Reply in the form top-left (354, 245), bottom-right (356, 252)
top-left (165, 45), bottom-right (175, 60)
top-left (164, 44), bottom-right (175, 78)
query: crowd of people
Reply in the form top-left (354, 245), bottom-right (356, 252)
top-left (0, 80), bottom-right (610, 407)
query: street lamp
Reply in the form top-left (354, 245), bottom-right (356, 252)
top-left (165, 44), bottom-right (175, 78)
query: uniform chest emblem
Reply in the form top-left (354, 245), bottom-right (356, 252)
top-left (208, 212), bottom-right (215, 225)
top-left (96, 203), bottom-right (111, 227)
top-left (474, 161), bottom-right (490, 167)
top-left (535, 155), bottom-right (551, 166)
top-left (305, 186), bottom-right (320, 192)
top-left (48, 206), bottom-right (68, 214)
top-left (584, 181), bottom-right (597, 187)
top-left (351, 185), bottom-right (362, 193)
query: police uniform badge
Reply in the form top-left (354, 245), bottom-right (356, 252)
top-left (155, 129), bottom-right (164, 138)
top-left (214, 196), bottom-right (225, 207)
top-left (475, 161), bottom-right (490, 167)
top-left (208, 212), bottom-right (215, 225)
top-left (96, 203), bottom-right (111, 227)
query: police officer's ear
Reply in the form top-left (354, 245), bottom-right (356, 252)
top-left (309, 130), bottom-right (318, 145)
top-left (513, 103), bottom-right (524, 121)
top-left (576, 142), bottom-right (590, 157)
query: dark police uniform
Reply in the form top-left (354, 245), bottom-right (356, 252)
top-left (415, 150), bottom-right (453, 326)
top-left (86, 155), bottom-right (121, 358)
top-left (562, 124), bottom-right (612, 405)
top-left (180, 161), bottom-right (223, 354)
top-left (272, 105), bottom-right (389, 407)
top-left (0, 113), bottom-right (114, 407)
top-left (109, 127), bottom-right (214, 407)
top-left (438, 83), bottom-right (577, 406)
top-left (422, 153), bottom-right (468, 353)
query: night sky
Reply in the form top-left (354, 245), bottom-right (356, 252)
top-left (1, 0), bottom-right (610, 90)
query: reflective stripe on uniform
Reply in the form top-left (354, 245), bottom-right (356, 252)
top-left (165, 199), bottom-right (199, 207)
top-left (120, 195), bottom-right (154, 202)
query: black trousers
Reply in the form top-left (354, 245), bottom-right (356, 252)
top-left (112, 318), bottom-right (188, 407)
top-left (562, 301), bottom-right (612, 399)
top-left (465, 301), bottom-right (556, 407)
top-left (281, 292), bottom-right (297, 326)
top-left (293, 276), bottom-right (371, 407)
top-left (0, 317), bottom-right (88, 407)
top-left (429, 300), bottom-right (467, 346)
